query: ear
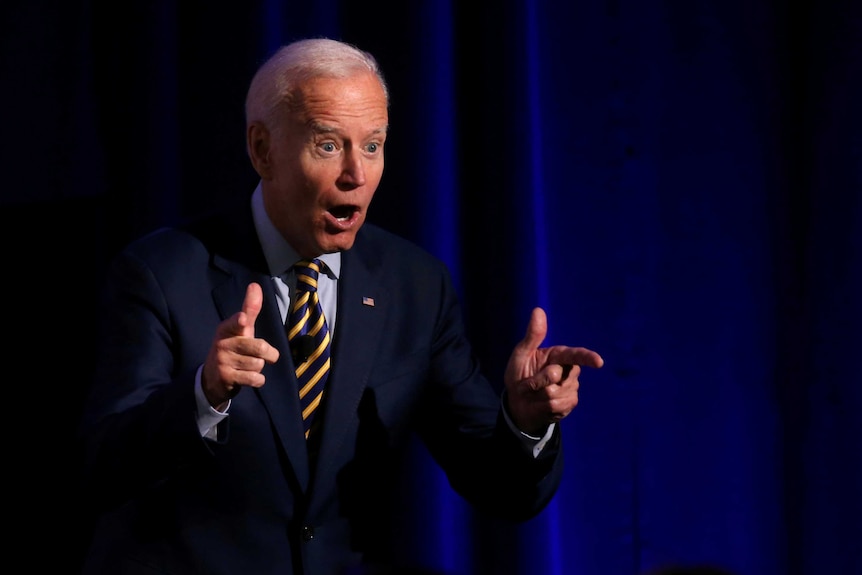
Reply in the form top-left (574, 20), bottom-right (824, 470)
top-left (247, 122), bottom-right (272, 179)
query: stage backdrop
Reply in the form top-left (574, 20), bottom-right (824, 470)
top-left (3, 1), bottom-right (859, 574)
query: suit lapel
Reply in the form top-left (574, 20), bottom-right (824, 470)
top-left (209, 221), bottom-right (312, 491)
top-left (252, 277), bottom-right (312, 489)
top-left (311, 244), bottom-right (389, 489)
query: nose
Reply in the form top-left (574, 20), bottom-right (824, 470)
top-left (337, 149), bottom-right (366, 188)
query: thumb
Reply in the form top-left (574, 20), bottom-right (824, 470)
top-left (518, 307), bottom-right (547, 354)
top-left (239, 282), bottom-right (263, 337)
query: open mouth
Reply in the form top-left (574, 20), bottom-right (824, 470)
top-left (325, 204), bottom-right (362, 231)
top-left (329, 205), bottom-right (358, 222)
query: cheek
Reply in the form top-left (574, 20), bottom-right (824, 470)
top-left (275, 162), bottom-right (318, 203)
top-left (368, 160), bottom-right (385, 183)
top-left (295, 157), bottom-right (336, 192)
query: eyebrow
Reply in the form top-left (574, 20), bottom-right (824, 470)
top-left (309, 121), bottom-right (335, 134)
top-left (309, 121), bottom-right (389, 136)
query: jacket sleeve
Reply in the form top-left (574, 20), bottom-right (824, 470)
top-left (77, 234), bottom-right (217, 512)
top-left (412, 262), bottom-right (564, 522)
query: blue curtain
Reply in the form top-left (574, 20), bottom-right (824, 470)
top-left (5, 1), bottom-right (859, 574)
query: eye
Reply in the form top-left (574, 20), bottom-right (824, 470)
top-left (321, 142), bottom-right (336, 153)
top-left (365, 142), bottom-right (379, 154)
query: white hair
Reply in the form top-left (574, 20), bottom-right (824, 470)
top-left (245, 38), bottom-right (389, 134)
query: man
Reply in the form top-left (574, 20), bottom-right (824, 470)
top-left (79, 37), bottom-right (603, 575)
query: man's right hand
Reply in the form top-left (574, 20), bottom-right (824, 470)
top-left (202, 282), bottom-right (281, 409)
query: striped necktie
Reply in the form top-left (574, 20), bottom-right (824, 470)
top-left (287, 259), bottom-right (331, 439)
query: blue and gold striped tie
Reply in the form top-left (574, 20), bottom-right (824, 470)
top-left (287, 259), bottom-right (331, 439)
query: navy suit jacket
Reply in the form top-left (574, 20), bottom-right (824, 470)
top-left (79, 196), bottom-right (563, 575)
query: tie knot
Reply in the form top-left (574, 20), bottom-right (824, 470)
top-left (295, 259), bottom-right (322, 293)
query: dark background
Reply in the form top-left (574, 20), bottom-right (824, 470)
top-left (3, 1), bottom-right (860, 574)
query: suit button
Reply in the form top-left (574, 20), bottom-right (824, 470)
top-left (301, 526), bottom-right (315, 541)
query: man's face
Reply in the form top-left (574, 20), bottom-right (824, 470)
top-left (255, 71), bottom-right (388, 258)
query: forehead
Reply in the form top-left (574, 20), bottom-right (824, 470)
top-left (294, 72), bottom-right (389, 131)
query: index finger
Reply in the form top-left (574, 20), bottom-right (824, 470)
top-left (546, 345), bottom-right (604, 369)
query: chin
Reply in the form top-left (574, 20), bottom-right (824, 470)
top-left (320, 233), bottom-right (357, 253)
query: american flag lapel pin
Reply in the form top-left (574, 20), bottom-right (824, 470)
top-left (362, 296), bottom-right (375, 307)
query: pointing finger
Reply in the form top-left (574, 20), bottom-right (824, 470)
top-left (547, 345), bottom-right (605, 369)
